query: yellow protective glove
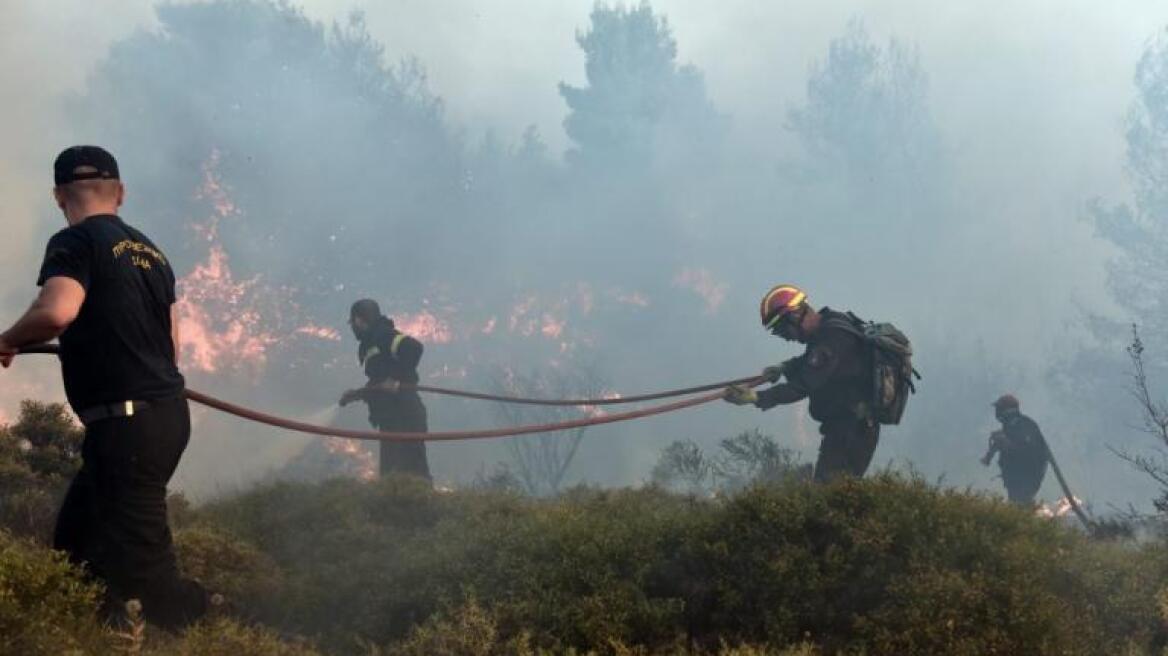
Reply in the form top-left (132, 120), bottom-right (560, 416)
top-left (723, 384), bottom-right (759, 406)
top-left (762, 364), bottom-right (786, 383)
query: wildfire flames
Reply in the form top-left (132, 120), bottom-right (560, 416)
top-left (1036, 496), bottom-right (1086, 519)
top-left (295, 324), bottom-right (342, 341)
top-left (176, 150), bottom-right (275, 374)
top-left (175, 241), bottom-right (277, 374)
top-left (176, 151), bottom-right (344, 374)
top-left (168, 149), bottom-right (666, 478)
top-left (324, 437), bottom-right (377, 481)
top-left (395, 310), bottom-right (454, 345)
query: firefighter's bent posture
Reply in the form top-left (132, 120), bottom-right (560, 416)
top-left (724, 285), bottom-right (881, 483)
top-left (340, 299), bottom-right (432, 480)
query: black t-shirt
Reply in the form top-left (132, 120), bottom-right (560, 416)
top-left (37, 214), bottom-right (184, 411)
top-left (998, 413), bottom-right (1049, 479)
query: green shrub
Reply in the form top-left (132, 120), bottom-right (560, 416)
top-left (0, 530), bottom-right (106, 655)
top-left (384, 598), bottom-right (531, 656)
top-left (152, 618), bottom-right (322, 655)
top-left (174, 524), bottom-right (284, 602)
top-left (386, 599), bottom-right (821, 656)
top-left (0, 401), bottom-right (82, 542)
top-left (190, 472), bottom-right (1168, 655)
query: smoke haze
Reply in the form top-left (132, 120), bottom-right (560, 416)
top-left (4, 0), bottom-right (1168, 508)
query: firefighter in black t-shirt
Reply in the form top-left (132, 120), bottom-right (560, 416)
top-left (339, 299), bottom-right (432, 480)
top-left (981, 394), bottom-right (1049, 506)
top-left (0, 146), bottom-right (212, 629)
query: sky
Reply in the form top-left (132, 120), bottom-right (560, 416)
top-left (3, 0), bottom-right (1168, 503)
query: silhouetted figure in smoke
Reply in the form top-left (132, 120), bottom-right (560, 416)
top-left (0, 146), bottom-right (217, 629)
top-left (340, 299), bottom-right (431, 481)
top-left (982, 394), bottom-right (1048, 506)
top-left (723, 285), bottom-right (916, 483)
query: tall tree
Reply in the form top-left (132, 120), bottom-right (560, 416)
top-left (1092, 33), bottom-right (1168, 345)
top-left (786, 19), bottom-right (940, 191)
top-left (76, 1), bottom-right (465, 299)
top-left (558, 2), bottom-right (722, 174)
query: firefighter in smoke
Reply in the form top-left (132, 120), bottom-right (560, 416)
top-left (723, 285), bottom-right (915, 483)
top-left (981, 394), bottom-right (1048, 505)
top-left (0, 146), bottom-right (217, 628)
top-left (339, 299), bottom-right (432, 480)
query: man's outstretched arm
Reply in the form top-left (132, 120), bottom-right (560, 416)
top-left (0, 277), bottom-right (85, 367)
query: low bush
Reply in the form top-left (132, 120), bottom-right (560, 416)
top-left (192, 473), bottom-right (1168, 655)
top-left (0, 530), bottom-right (105, 655)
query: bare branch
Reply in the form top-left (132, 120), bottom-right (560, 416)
top-left (487, 364), bottom-right (606, 496)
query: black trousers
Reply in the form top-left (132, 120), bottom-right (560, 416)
top-left (53, 397), bottom-right (207, 630)
top-left (373, 393), bottom-right (431, 481)
top-left (813, 417), bottom-right (881, 483)
top-left (1001, 459), bottom-right (1047, 506)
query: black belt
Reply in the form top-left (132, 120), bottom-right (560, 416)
top-left (77, 400), bottom-right (152, 426)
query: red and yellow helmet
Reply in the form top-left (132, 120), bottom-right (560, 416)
top-left (759, 284), bottom-right (807, 331)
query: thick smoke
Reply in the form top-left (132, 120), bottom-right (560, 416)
top-left (3, 0), bottom-right (1168, 508)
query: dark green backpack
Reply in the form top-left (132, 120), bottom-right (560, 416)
top-left (829, 312), bottom-right (920, 425)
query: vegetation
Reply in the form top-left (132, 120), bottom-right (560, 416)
top-left (3, 401), bottom-right (1168, 654)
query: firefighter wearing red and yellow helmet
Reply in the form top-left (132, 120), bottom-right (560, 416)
top-left (724, 285), bottom-right (882, 483)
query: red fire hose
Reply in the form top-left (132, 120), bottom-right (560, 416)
top-left (414, 378), bottom-right (759, 406)
top-left (16, 345), bottom-right (761, 443)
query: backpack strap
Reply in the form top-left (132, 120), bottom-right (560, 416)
top-left (821, 311), bottom-right (868, 340)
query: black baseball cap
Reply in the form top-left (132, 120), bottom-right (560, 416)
top-left (54, 146), bottom-right (120, 186)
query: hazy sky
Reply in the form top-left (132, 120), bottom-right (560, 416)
top-left (5, 0), bottom-right (1164, 372)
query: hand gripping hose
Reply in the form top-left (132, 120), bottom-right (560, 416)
top-left (16, 344), bottom-right (761, 443)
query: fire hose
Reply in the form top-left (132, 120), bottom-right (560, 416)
top-left (16, 344), bottom-right (761, 442)
top-left (1038, 433), bottom-right (1094, 532)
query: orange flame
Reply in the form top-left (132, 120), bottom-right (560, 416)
top-left (175, 237), bottom-right (277, 374)
top-left (176, 150), bottom-right (341, 375)
top-left (395, 310), bottom-right (454, 344)
top-left (196, 148), bottom-right (238, 220)
top-left (295, 324), bottom-right (342, 341)
top-left (1036, 496), bottom-right (1086, 519)
top-left (323, 437), bottom-right (377, 481)
top-left (540, 314), bottom-right (566, 339)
